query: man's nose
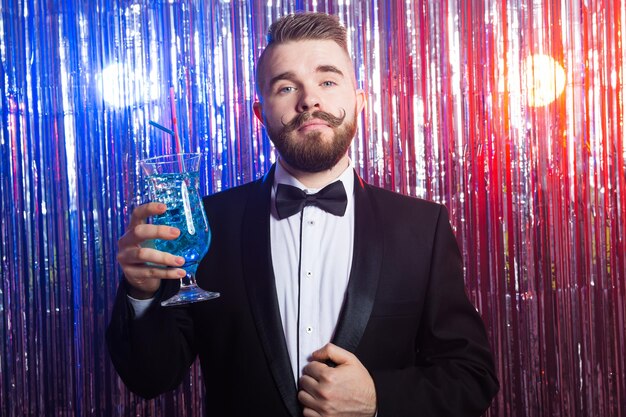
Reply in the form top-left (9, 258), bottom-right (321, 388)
top-left (297, 88), bottom-right (321, 112)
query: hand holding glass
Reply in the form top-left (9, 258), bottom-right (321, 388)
top-left (140, 153), bottom-right (219, 306)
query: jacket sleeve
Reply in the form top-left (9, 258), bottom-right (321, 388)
top-left (105, 279), bottom-right (198, 399)
top-left (370, 206), bottom-right (499, 416)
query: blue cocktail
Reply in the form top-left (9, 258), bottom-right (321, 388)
top-left (141, 153), bottom-right (219, 306)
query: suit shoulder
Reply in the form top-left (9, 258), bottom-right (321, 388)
top-left (365, 183), bottom-right (444, 217)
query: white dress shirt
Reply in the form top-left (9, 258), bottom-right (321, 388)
top-left (129, 161), bottom-right (355, 383)
top-left (271, 161), bottom-right (354, 382)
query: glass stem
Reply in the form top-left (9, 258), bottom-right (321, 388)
top-left (181, 272), bottom-right (197, 287)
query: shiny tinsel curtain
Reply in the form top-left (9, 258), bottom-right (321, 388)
top-left (1, 0), bottom-right (624, 416)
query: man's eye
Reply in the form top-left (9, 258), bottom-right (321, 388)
top-left (321, 81), bottom-right (337, 87)
top-left (278, 86), bottom-right (295, 93)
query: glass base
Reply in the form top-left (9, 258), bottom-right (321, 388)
top-left (160, 284), bottom-right (220, 307)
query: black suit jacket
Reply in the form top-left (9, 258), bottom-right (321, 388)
top-left (106, 167), bottom-right (499, 416)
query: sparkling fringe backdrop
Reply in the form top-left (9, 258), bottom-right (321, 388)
top-left (0, 0), bottom-right (624, 416)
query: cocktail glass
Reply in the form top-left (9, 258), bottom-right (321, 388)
top-left (140, 152), bottom-right (219, 306)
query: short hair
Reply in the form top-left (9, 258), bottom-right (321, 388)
top-left (265, 12), bottom-right (348, 52)
top-left (255, 12), bottom-right (350, 96)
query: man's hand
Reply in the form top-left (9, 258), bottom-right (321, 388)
top-left (298, 343), bottom-right (377, 417)
top-left (116, 202), bottom-right (187, 299)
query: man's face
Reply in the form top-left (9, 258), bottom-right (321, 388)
top-left (253, 40), bottom-right (366, 173)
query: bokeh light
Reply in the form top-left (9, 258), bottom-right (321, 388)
top-left (524, 54), bottom-right (567, 107)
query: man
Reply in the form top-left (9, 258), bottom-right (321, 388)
top-left (107, 12), bottom-right (499, 417)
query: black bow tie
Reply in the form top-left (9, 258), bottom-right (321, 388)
top-left (275, 181), bottom-right (348, 219)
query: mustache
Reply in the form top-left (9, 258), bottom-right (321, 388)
top-left (281, 109), bottom-right (347, 132)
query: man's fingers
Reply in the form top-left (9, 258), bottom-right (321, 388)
top-left (298, 373), bottom-right (319, 394)
top-left (298, 390), bottom-right (323, 417)
top-left (301, 360), bottom-right (329, 381)
top-left (131, 223), bottom-right (180, 243)
top-left (299, 345), bottom-right (377, 416)
top-left (311, 343), bottom-right (355, 366)
top-left (128, 202), bottom-right (167, 229)
top-left (118, 246), bottom-right (186, 268)
top-left (302, 408), bottom-right (322, 417)
top-left (116, 202), bottom-right (187, 296)
top-left (119, 224), bottom-right (181, 248)
top-left (123, 263), bottom-right (183, 298)
top-left (123, 264), bottom-right (187, 281)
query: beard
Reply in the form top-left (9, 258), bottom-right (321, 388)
top-left (266, 109), bottom-right (357, 173)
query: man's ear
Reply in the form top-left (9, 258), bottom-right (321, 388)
top-left (253, 101), bottom-right (265, 125)
top-left (356, 89), bottom-right (367, 115)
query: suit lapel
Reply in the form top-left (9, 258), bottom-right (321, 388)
top-left (332, 172), bottom-right (383, 352)
top-left (241, 168), bottom-right (382, 414)
top-left (241, 166), bottom-right (301, 417)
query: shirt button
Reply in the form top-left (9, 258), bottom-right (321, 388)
top-left (306, 271), bottom-right (313, 278)
top-left (308, 220), bottom-right (315, 226)
top-left (306, 326), bottom-right (313, 334)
